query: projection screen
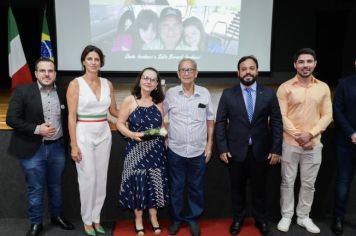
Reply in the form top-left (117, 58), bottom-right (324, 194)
top-left (55, 0), bottom-right (274, 72)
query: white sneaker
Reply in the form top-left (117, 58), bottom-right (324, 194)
top-left (277, 217), bottom-right (292, 232)
top-left (297, 217), bottom-right (320, 233)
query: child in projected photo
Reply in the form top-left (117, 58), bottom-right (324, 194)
top-left (112, 10), bottom-right (135, 52)
top-left (182, 16), bottom-right (206, 51)
top-left (182, 16), bottom-right (224, 53)
top-left (133, 9), bottom-right (159, 50)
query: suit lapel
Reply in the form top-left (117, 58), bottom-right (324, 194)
top-left (30, 83), bottom-right (44, 119)
top-left (252, 84), bottom-right (264, 123)
top-left (233, 83), bottom-right (250, 123)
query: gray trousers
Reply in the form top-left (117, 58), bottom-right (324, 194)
top-left (280, 142), bottom-right (323, 219)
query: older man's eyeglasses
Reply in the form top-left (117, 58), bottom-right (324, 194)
top-left (141, 76), bottom-right (158, 83)
top-left (178, 68), bottom-right (196, 73)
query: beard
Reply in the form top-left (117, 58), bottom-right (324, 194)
top-left (239, 74), bottom-right (257, 86)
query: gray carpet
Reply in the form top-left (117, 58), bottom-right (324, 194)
top-left (0, 219), bottom-right (114, 236)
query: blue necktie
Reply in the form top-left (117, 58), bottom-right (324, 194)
top-left (245, 88), bottom-right (254, 122)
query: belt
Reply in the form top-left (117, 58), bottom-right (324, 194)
top-left (77, 114), bottom-right (107, 122)
top-left (43, 137), bottom-right (63, 145)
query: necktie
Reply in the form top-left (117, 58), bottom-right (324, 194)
top-left (245, 88), bottom-right (254, 122)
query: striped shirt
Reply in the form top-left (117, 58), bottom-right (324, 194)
top-left (163, 84), bottom-right (214, 158)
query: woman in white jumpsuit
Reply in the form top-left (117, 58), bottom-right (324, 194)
top-left (67, 45), bottom-right (118, 236)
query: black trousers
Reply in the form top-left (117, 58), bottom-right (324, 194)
top-left (228, 146), bottom-right (267, 223)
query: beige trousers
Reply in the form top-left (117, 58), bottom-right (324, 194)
top-left (280, 142), bottom-right (323, 219)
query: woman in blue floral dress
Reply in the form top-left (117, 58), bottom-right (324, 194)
top-left (116, 67), bottom-right (168, 235)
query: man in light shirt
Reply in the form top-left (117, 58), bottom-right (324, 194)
top-left (163, 58), bottom-right (214, 236)
top-left (276, 48), bottom-right (332, 234)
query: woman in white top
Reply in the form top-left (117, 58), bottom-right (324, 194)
top-left (67, 45), bottom-right (118, 236)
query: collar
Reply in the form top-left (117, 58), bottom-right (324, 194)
top-left (37, 81), bottom-right (56, 91)
top-left (178, 84), bottom-right (201, 96)
top-left (240, 82), bottom-right (257, 92)
top-left (291, 75), bottom-right (318, 86)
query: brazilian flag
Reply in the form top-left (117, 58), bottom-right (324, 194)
top-left (41, 11), bottom-right (54, 61)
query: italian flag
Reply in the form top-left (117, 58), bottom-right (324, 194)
top-left (8, 8), bottom-right (32, 90)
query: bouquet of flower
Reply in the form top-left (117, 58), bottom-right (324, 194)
top-left (141, 127), bottom-right (168, 140)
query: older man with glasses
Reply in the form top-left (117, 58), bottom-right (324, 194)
top-left (163, 58), bottom-right (214, 236)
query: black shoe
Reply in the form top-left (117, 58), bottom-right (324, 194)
top-left (331, 217), bottom-right (344, 235)
top-left (230, 220), bottom-right (244, 235)
top-left (256, 221), bottom-right (269, 236)
top-left (26, 224), bottom-right (43, 236)
top-left (150, 222), bottom-right (161, 234)
top-left (168, 222), bottom-right (181, 235)
top-left (188, 221), bottom-right (201, 236)
top-left (134, 225), bottom-right (144, 235)
top-left (51, 216), bottom-right (75, 230)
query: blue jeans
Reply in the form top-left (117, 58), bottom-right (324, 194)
top-left (334, 144), bottom-right (356, 219)
top-left (167, 148), bottom-right (206, 223)
top-left (20, 139), bottom-right (66, 224)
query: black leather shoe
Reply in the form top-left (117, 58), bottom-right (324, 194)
top-left (26, 224), bottom-right (43, 236)
top-left (331, 217), bottom-right (343, 235)
top-left (51, 216), bottom-right (75, 230)
top-left (230, 220), bottom-right (244, 235)
top-left (168, 222), bottom-right (181, 235)
top-left (256, 221), bottom-right (269, 236)
top-left (188, 221), bottom-right (201, 236)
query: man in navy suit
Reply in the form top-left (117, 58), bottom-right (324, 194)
top-left (6, 58), bottom-right (74, 236)
top-left (331, 60), bottom-right (356, 235)
top-left (215, 55), bottom-right (283, 236)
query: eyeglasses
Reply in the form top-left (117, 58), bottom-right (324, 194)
top-left (178, 68), bottom-right (196, 73)
top-left (141, 76), bottom-right (158, 83)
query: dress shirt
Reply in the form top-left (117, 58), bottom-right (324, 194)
top-left (34, 82), bottom-right (63, 140)
top-left (240, 82), bottom-right (257, 115)
top-left (164, 84), bottom-right (214, 158)
top-left (277, 76), bottom-right (332, 146)
top-left (241, 83), bottom-right (256, 145)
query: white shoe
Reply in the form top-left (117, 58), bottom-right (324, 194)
top-left (277, 217), bottom-right (292, 232)
top-left (297, 217), bottom-right (320, 233)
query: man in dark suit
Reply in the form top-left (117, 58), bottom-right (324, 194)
top-left (215, 55), bottom-right (283, 236)
top-left (331, 60), bottom-right (356, 235)
top-left (6, 58), bottom-right (74, 236)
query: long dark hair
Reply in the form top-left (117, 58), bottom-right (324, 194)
top-left (131, 67), bottom-right (164, 104)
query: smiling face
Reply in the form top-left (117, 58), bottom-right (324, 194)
top-left (35, 61), bottom-right (56, 88)
top-left (177, 60), bottom-right (198, 86)
top-left (140, 69), bottom-right (158, 92)
top-left (139, 23), bottom-right (157, 44)
top-left (159, 16), bottom-right (183, 49)
top-left (294, 53), bottom-right (317, 79)
top-left (82, 51), bottom-right (101, 74)
top-left (183, 25), bottom-right (201, 49)
top-left (238, 58), bottom-right (258, 86)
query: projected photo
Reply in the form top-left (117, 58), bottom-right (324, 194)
top-left (90, 0), bottom-right (241, 56)
top-left (55, 0), bottom-right (273, 72)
